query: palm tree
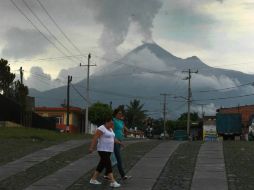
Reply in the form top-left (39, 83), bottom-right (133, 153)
top-left (125, 99), bottom-right (147, 130)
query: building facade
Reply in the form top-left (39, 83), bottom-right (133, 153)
top-left (35, 107), bottom-right (85, 133)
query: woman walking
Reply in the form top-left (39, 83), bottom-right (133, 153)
top-left (89, 116), bottom-right (122, 188)
top-left (109, 108), bottom-right (131, 180)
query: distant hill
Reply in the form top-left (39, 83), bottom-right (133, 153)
top-left (29, 42), bottom-right (254, 118)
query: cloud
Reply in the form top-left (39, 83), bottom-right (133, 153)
top-left (155, 0), bottom-right (224, 48)
top-left (85, 0), bottom-right (162, 57)
top-left (2, 27), bottom-right (49, 59)
top-left (25, 66), bottom-right (62, 91)
top-left (192, 74), bottom-right (240, 90)
top-left (57, 66), bottom-right (86, 84)
top-left (192, 103), bottom-right (217, 116)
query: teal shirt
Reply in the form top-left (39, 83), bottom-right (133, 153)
top-left (113, 118), bottom-right (124, 141)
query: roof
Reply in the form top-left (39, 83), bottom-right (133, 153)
top-left (35, 106), bottom-right (83, 113)
top-left (218, 104), bottom-right (254, 111)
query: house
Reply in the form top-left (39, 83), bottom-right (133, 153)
top-left (35, 106), bottom-right (85, 133)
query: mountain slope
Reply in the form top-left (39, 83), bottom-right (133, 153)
top-left (29, 42), bottom-right (254, 118)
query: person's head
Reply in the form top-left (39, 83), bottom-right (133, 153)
top-left (104, 116), bottom-right (113, 129)
top-left (113, 108), bottom-right (123, 119)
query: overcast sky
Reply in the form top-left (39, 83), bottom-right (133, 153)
top-left (1, 0), bottom-right (254, 88)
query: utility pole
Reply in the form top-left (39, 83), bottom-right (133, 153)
top-left (160, 93), bottom-right (171, 139)
top-left (80, 53), bottom-right (96, 133)
top-left (19, 67), bottom-right (24, 84)
top-left (66, 75), bottom-right (72, 132)
top-left (182, 69), bottom-right (198, 138)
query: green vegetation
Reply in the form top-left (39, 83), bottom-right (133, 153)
top-left (0, 127), bottom-right (91, 165)
top-left (0, 127), bottom-right (89, 140)
top-left (88, 102), bottom-right (112, 126)
top-left (0, 58), bottom-right (28, 106)
top-left (166, 112), bottom-right (201, 136)
top-left (125, 99), bottom-right (147, 130)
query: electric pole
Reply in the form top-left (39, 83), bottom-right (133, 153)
top-left (19, 67), bottom-right (24, 84)
top-left (160, 93), bottom-right (171, 139)
top-left (66, 75), bottom-right (72, 132)
top-left (80, 53), bottom-right (96, 133)
top-left (182, 69), bottom-right (198, 138)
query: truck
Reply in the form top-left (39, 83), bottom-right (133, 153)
top-left (216, 113), bottom-right (242, 139)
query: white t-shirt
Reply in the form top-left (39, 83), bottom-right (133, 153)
top-left (97, 125), bottom-right (115, 152)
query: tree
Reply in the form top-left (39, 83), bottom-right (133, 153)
top-left (12, 80), bottom-right (29, 108)
top-left (125, 99), bottom-right (146, 130)
top-left (178, 112), bottom-right (200, 121)
top-left (89, 102), bottom-right (112, 126)
top-left (0, 58), bottom-right (15, 96)
top-left (166, 112), bottom-right (201, 136)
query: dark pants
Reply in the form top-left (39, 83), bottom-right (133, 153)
top-left (114, 143), bottom-right (125, 177)
top-left (96, 151), bottom-right (112, 175)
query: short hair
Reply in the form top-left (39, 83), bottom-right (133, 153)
top-left (113, 108), bottom-right (123, 117)
top-left (104, 115), bottom-right (112, 123)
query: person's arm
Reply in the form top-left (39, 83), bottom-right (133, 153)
top-left (89, 129), bottom-right (103, 153)
top-left (124, 126), bottom-right (130, 133)
top-left (114, 138), bottom-right (124, 147)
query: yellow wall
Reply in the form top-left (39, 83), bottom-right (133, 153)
top-left (36, 110), bottom-right (80, 127)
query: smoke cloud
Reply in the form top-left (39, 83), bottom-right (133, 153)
top-left (86, 0), bottom-right (162, 57)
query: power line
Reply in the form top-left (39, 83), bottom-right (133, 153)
top-left (193, 92), bottom-right (254, 102)
top-left (22, 0), bottom-right (80, 63)
top-left (70, 83), bottom-right (89, 103)
top-left (193, 81), bottom-right (254, 93)
top-left (9, 0), bottom-right (76, 63)
top-left (36, 0), bottom-right (84, 56)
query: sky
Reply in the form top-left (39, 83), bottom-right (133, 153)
top-left (0, 0), bottom-right (254, 91)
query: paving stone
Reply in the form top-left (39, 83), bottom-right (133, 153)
top-left (0, 139), bottom-right (89, 181)
top-left (191, 142), bottom-right (228, 190)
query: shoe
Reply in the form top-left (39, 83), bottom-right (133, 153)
top-left (89, 179), bottom-right (101, 185)
top-left (103, 175), bottom-right (111, 180)
top-left (110, 181), bottom-right (121, 188)
top-left (122, 175), bottom-right (132, 180)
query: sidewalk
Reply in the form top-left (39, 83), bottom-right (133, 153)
top-left (118, 141), bottom-right (181, 190)
top-left (25, 140), bottom-right (141, 190)
top-left (0, 139), bottom-right (89, 181)
top-left (191, 141), bottom-right (228, 190)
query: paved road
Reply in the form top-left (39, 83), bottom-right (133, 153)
top-left (25, 141), bottom-right (140, 190)
top-left (1, 140), bottom-right (229, 190)
top-left (0, 139), bottom-right (89, 181)
top-left (119, 141), bottom-right (181, 190)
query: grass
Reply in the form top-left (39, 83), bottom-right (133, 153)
top-left (0, 127), bottom-right (91, 165)
top-left (224, 141), bottom-right (254, 190)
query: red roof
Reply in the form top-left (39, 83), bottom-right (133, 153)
top-left (35, 106), bottom-right (83, 113)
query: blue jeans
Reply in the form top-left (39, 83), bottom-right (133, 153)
top-left (114, 143), bottom-right (125, 177)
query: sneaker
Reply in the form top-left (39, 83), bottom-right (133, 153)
top-left (122, 175), bottom-right (132, 180)
top-left (103, 175), bottom-right (111, 180)
top-left (110, 181), bottom-right (121, 188)
top-left (89, 179), bottom-right (101, 185)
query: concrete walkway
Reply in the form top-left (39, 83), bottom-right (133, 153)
top-left (119, 141), bottom-right (181, 190)
top-left (25, 140), bottom-right (140, 190)
top-left (0, 139), bottom-right (89, 181)
top-left (191, 141), bottom-right (228, 190)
